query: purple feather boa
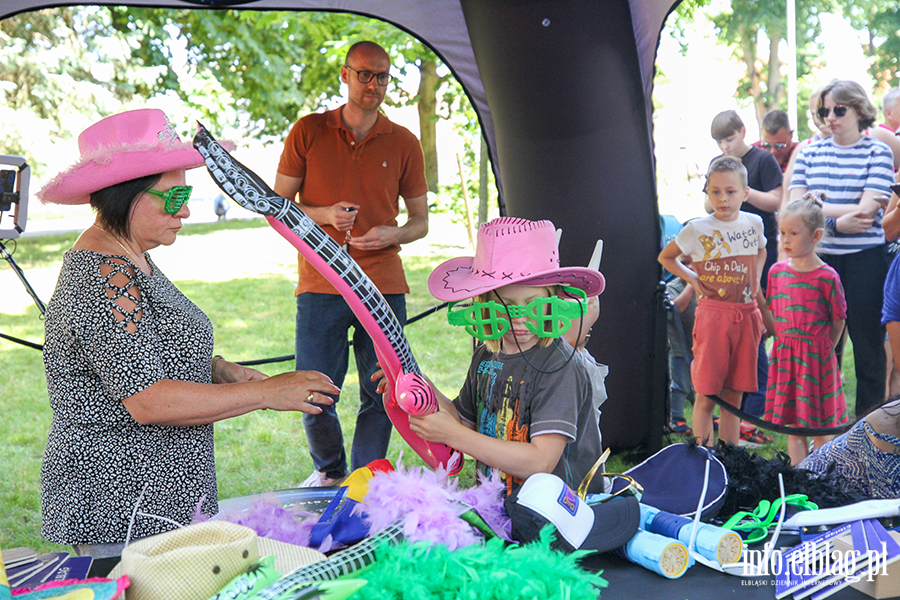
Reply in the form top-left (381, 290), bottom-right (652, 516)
top-left (361, 461), bottom-right (512, 551)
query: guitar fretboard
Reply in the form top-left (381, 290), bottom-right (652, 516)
top-left (194, 126), bottom-right (419, 376)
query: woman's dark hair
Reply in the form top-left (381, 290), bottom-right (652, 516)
top-left (90, 173), bottom-right (162, 239)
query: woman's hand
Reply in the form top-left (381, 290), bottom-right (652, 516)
top-left (213, 358), bottom-right (268, 384)
top-left (259, 370), bottom-right (340, 414)
top-left (859, 195), bottom-right (887, 219)
top-left (835, 210), bottom-right (875, 235)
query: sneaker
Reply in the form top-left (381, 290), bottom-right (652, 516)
top-left (739, 425), bottom-right (773, 448)
top-left (300, 470), bottom-right (346, 488)
top-left (668, 418), bottom-right (693, 436)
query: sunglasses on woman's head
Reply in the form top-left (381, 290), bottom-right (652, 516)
top-left (817, 105), bottom-right (849, 119)
top-left (146, 185), bottom-right (193, 215)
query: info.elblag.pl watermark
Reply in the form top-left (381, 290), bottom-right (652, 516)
top-left (738, 540), bottom-right (890, 587)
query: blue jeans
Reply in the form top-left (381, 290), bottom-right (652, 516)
top-left (667, 303), bottom-right (693, 421)
top-left (741, 245), bottom-right (776, 420)
top-left (295, 292), bottom-right (407, 479)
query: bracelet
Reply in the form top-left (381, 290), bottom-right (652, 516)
top-left (211, 354), bottom-right (224, 375)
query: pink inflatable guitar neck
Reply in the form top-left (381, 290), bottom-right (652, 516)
top-left (193, 123), bottom-right (463, 475)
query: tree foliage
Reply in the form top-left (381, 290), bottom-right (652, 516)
top-left (668, 0), bottom-right (900, 136)
top-left (0, 7), bottom-right (169, 175)
top-left (0, 5), bottom-right (489, 217)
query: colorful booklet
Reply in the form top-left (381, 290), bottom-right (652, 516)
top-left (775, 522), bottom-right (855, 599)
top-left (45, 556), bottom-right (93, 583)
top-left (7, 552), bottom-right (69, 589)
top-left (0, 548), bottom-right (36, 571)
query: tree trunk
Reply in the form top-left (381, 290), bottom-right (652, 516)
top-left (740, 25), bottom-right (763, 131)
top-left (761, 32), bottom-right (784, 127)
top-left (416, 57), bottom-right (439, 194)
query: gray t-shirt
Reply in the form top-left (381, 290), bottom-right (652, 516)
top-left (454, 340), bottom-right (603, 495)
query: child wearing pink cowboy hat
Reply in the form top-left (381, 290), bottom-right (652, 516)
top-left (400, 217), bottom-right (606, 496)
top-left (36, 109), bottom-right (340, 559)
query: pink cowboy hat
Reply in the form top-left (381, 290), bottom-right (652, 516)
top-left (428, 217), bottom-right (605, 302)
top-left (37, 108), bottom-right (234, 205)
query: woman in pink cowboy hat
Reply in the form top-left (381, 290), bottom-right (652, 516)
top-left (380, 217), bottom-right (606, 496)
top-left (36, 109), bottom-right (339, 560)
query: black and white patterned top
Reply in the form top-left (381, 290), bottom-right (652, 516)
top-left (41, 250), bottom-right (218, 545)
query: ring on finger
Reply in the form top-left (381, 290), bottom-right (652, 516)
top-left (306, 391), bottom-right (314, 402)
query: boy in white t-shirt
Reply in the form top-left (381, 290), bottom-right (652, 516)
top-left (659, 156), bottom-right (768, 446)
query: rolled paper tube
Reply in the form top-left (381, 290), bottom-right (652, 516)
top-left (612, 529), bottom-right (693, 579)
top-left (639, 504), bottom-right (743, 565)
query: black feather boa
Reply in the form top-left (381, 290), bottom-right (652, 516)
top-left (706, 440), bottom-right (865, 522)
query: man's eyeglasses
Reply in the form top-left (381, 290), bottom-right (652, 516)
top-left (146, 185), bottom-right (193, 215)
top-left (817, 105), bottom-right (849, 119)
top-left (344, 65), bottom-right (392, 86)
top-left (759, 142), bottom-right (789, 150)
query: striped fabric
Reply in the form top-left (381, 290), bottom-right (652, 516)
top-left (790, 136), bottom-right (893, 255)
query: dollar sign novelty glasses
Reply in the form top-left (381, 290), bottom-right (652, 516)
top-left (146, 185), bottom-right (193, 215)
top-left (447, 285), bottom-right (587, 341)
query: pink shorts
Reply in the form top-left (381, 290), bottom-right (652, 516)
top-left (691, 299), bottom-right (763, 396)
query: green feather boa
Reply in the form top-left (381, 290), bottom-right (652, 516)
top-left (350, 527), bottom-right (607, 600)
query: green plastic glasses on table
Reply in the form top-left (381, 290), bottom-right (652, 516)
top-left (147, 185), bottom-right (193, 215)
top-left (447, 285), bottom-right (587, 341)
top-left (721, 494), bottom-right (819, 544)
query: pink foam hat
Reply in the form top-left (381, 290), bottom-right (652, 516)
top-left (37, 108), bottom-right (234, 205)
top-left (428, 217), bottom-right (605, 302)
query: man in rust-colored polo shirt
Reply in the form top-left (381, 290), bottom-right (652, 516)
top-left (274, 41), bottom-right (429, 487)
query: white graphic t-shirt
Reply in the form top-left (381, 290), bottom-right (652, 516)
top-left (675, 212), bottom-right (766, 303)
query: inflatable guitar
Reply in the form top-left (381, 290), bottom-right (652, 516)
top-left (193, 123), bottom-right (463, 475)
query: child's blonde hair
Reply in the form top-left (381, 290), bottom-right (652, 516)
top-left (475, 285), bottom-right (562, 353)
top-left (707, 155), bottom-right (748, 188)
top-left (782, 196), bottom-right (826, 237)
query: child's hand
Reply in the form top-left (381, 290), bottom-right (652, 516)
top-left (689, 278), bottom-right (705, 300)
top-left (409, 410), bottom-right (461, 446)
top-left (371, 366), bottom-right (388, 395)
